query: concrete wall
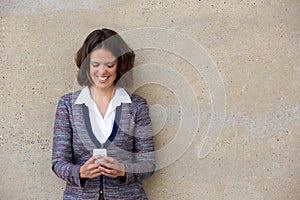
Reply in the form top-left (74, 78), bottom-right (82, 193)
top-left (1, 0), bottom-right (299, 199)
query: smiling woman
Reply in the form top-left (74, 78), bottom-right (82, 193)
top-left (75, 29), bottom-right (135, 87)
top-left (51, 28), bottom-right (155, 200)
top-left (89, 48), bottom-right (118, 93)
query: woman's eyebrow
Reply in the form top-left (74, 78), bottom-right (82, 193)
top-left (90, 60), bottom-right (116, 64)
top-left (90, 61), bottom-right (116, 67)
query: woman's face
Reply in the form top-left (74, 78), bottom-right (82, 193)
top-left (89, 48), bottom-right (118, 90)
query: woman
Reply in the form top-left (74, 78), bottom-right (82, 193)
top-left (52, 28), bottom-right (155, 200)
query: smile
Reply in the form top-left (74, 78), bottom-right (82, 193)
top-left (97, 76), bottom-right (109, 81)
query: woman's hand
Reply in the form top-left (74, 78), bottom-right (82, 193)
top-left (98, 156), bottom-right (126, 178)
top-left (79, 156), bottom-right (101, 178)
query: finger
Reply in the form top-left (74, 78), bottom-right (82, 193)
top-left (100, 169), bottom-right (118, 178)
top-left (90, 171), bottom-right (102, 178)
top-left (89, 167), bottom-right (101, 175)
top-left (94, 157), bottom-right (105, 164)
top-left (99, 161), bottom-right (112, 170)
top-left (86, 155), bottom-right (105, 165)
top-left (85, 156), bottom-right (98, 165)
top-left (87, 163), bottom-right (101, 171)
top-left (99, 166), bottom-right (115, 175)
top-left (101, 171), bottom-right (117, 178)
top-left (101, 157), bottom-right (120, 169)
top-left (102, 156), bottom-right (115, 163)
top-left (80, 165), bottom-right (101, 179)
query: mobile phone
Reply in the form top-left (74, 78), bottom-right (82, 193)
top-left (93, 149), bottom-right (107, 163)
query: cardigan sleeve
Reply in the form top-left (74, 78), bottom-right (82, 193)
top-left (51, 96), bottom-right (84, 187)
top-left (123, 97), bottom-right (155, 184)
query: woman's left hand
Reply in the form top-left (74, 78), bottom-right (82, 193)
top-left (98, 156), bottom-right (126, 178)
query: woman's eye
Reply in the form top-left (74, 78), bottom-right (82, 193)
top-left (91, 63), bottom-right (114, 68)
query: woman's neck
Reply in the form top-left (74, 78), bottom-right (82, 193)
top-left (90, 85), bottom-right (116, 103)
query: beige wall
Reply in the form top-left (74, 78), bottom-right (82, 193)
top-left (1, 0), bottom-right (299, 199)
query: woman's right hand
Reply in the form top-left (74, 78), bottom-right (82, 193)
top-left (79, 156), bottom-right (102, 178)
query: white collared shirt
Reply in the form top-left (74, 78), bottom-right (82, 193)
top-left (75, 86), bottom-right (131, 144)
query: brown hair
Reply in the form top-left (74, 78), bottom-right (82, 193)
top-left (75, 28), bottom-right (135, 86)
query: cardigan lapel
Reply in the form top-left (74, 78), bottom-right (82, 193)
top-left (72, 98), bottom-right (96, 153)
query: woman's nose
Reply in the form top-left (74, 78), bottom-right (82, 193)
top-left (97, 65), bottom-right (107, 74)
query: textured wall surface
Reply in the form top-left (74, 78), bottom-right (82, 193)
top-left (0, 0), bottom-right (299, 199)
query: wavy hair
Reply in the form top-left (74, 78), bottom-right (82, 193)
top-left (75, 28), bottom-right (135, 86)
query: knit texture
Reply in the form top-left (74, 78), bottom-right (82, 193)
top-left (52, 90), bottom-right (155, 200)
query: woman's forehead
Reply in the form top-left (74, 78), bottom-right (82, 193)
top-left (90, 48), bottom-right (117, 62)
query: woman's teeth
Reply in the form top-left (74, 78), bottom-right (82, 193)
top-left (98, 76), bottom-right (108, 81)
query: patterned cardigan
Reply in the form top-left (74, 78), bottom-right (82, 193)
top-left (52, 90), bottom-right (155, 200)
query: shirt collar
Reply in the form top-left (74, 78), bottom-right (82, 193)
top-left (75, 87), bottom-right (93, 107)
top-left (75, 86), bottom-right (132, 108)
top-left (112, 87), bottom-right (132, 107)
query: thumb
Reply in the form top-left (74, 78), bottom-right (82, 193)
top-left (85, 156), bottom-right (97, 165)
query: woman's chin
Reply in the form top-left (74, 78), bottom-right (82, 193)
top-left (95, 82), bottom-right (114, 90)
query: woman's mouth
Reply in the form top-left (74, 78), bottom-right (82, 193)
top-left (97, 76), bottom-right (109, 81)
